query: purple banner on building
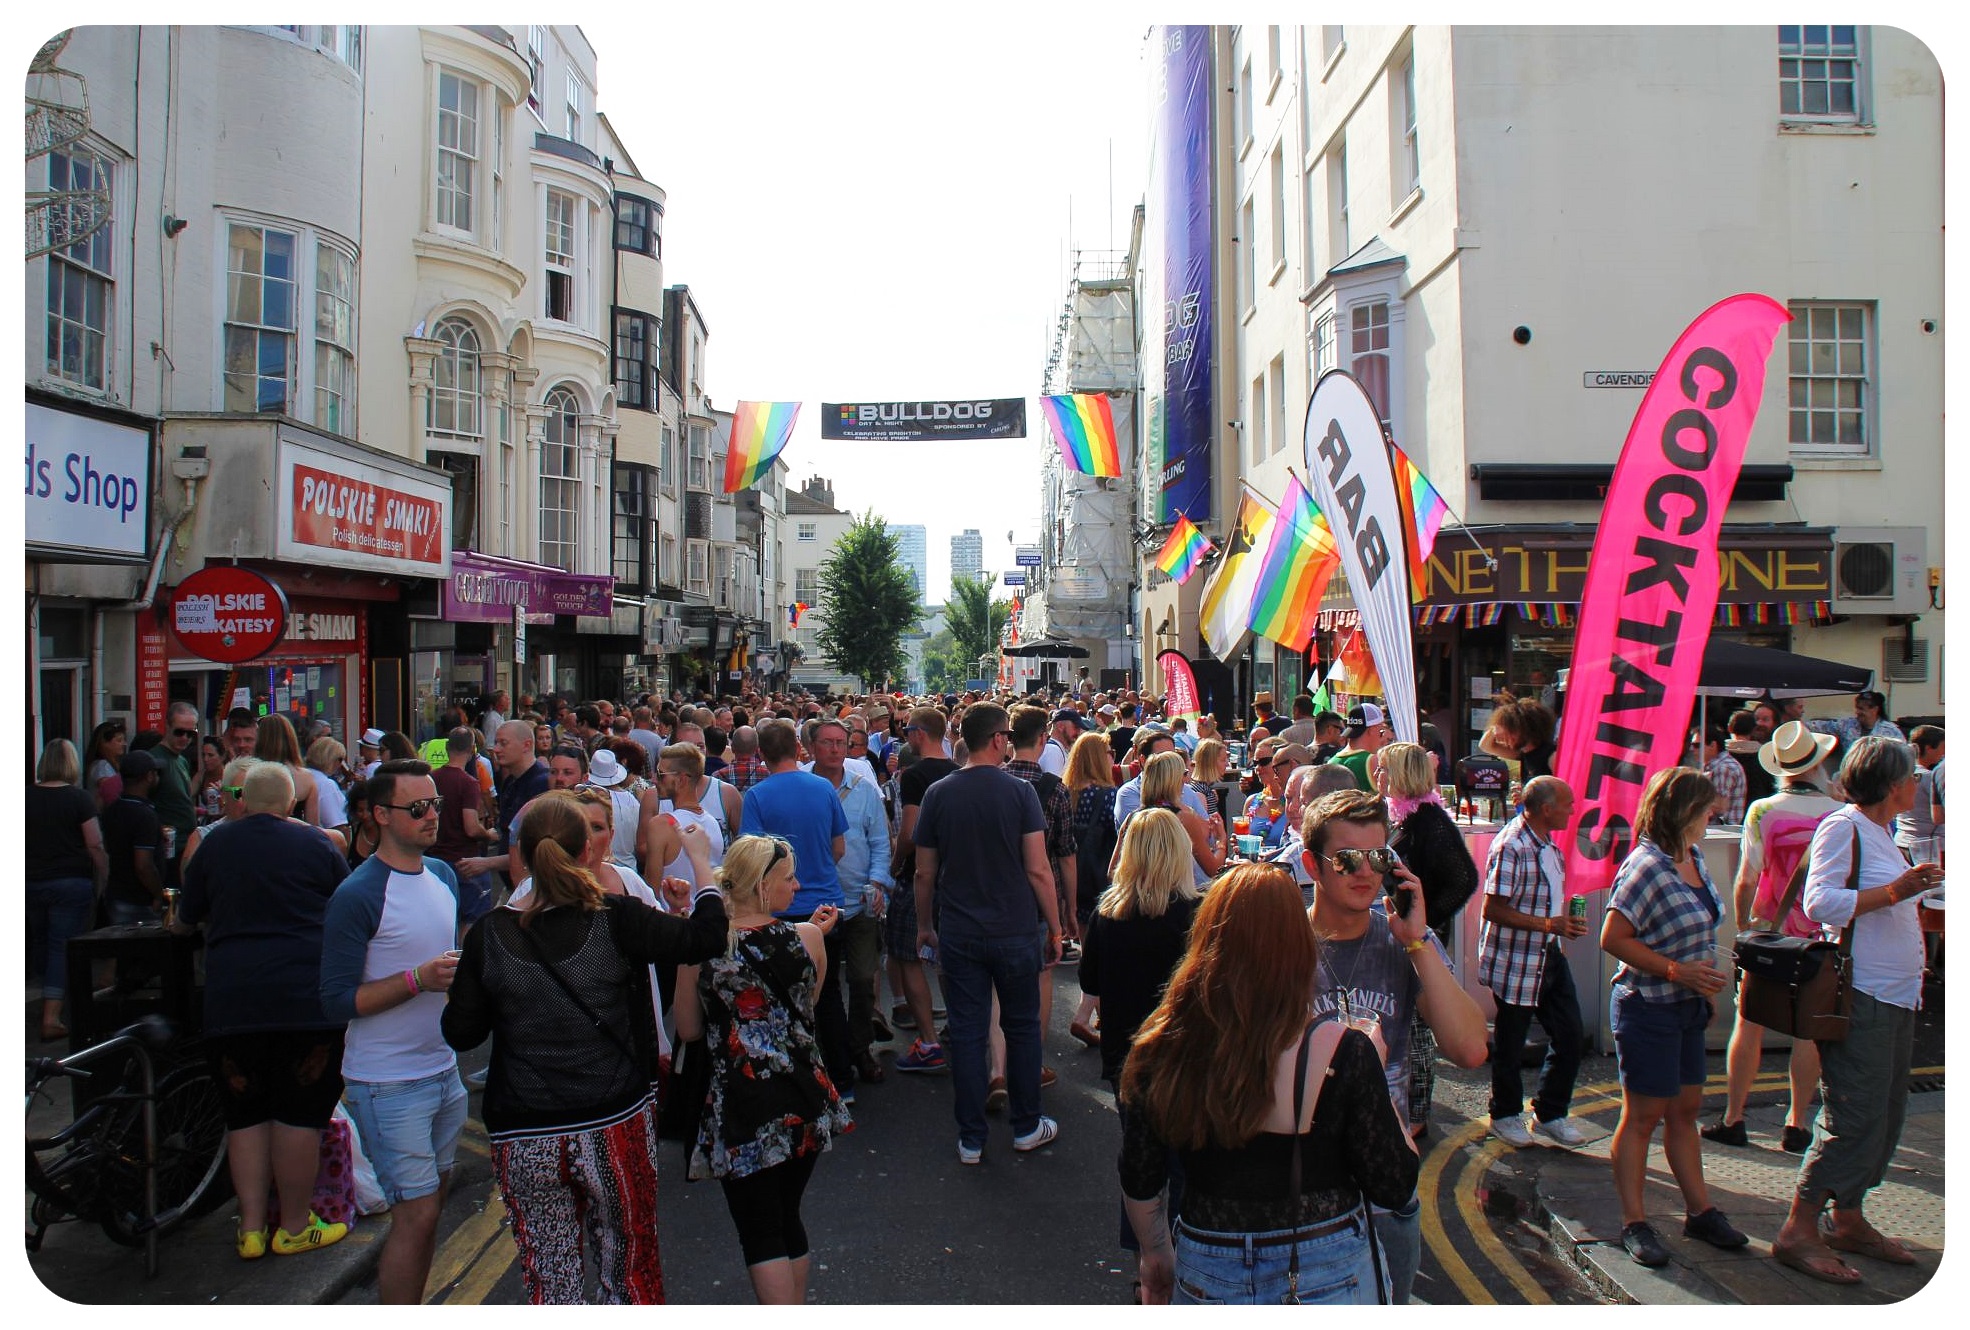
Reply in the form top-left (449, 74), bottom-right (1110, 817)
top-left (442, 550), bottom-right (614, 622)
top-left (1145, 24), bottom-right (1215, 524)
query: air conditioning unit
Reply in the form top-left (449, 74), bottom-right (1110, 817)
top-left (1881, 634), bottom-right (1930, 684)
top-left (1830, 526), bottom-right (1928, 615)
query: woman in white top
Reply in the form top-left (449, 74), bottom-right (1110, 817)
top-left (1769, 737), bottom-right (1940, 1285)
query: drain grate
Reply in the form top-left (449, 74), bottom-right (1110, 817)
top-left (1908, 1073), bottom-right (1944, 1094)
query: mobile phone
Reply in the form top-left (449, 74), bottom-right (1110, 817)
top-left (917, 943), bottom-right (938, 964)
top-left (1383, 868), bottom-right (1415, 920)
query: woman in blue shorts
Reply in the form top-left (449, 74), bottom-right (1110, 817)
top-left (1600, 766), bottom-right (1751, 1268)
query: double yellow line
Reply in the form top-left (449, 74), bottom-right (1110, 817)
top-left (1420, 1064), bottom-right (1945, 1305)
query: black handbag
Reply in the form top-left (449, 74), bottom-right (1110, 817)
top-left (1733, 825), bottom-right (1858, 1042)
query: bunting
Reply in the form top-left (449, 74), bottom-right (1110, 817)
top-left (723, 401), bottom-right (802, 492)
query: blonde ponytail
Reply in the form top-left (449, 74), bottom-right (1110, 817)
top-left (517, 792), bottom-right (605, 921)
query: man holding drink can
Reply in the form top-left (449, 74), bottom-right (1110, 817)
top-left (1477, 776), bottom-right (1591, 1150)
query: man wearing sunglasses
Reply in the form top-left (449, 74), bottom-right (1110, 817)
top-left (319, 758), bottom-right (465, 1304)
top-left (1302, 789), bottom-right (1488, 1304)
top-left (147, 701), bottom-right (203, 887)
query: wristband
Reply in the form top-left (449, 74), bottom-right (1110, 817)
top-left (1664, 960), bottom-right (1680, 984)
top-left (404, 968), bottom-right (421, 997)
top-left (1541, 917), bottom-right (1551, 935)
top-left (1404, 937), bottom-right (1427, 955)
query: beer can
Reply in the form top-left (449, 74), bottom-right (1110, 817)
top-left (1568, 894), bottom-right (1588, 922)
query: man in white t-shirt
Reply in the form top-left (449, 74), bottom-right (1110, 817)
top-left (319, 759), bottom-right (463, 1304)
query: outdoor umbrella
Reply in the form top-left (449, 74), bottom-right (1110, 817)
top-left (1696, 639), bottom-right (1874, 699)
top-left (1002, 638), bottom-right (1091, 658)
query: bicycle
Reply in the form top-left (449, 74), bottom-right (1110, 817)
top-left (25, 1015), bottom-right (232, 1277)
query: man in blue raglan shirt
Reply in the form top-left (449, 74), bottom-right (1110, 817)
top-left (319, 758), bottom-right (463, 1305)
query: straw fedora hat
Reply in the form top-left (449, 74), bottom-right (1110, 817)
top-left (1759, 720), bottom-right (1838, 778)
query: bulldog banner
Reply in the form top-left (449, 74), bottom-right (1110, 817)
top-left (1555, 294), bottom-right (1791, 896)
top-left (1302, 370), bottom-right (1418, 743)
top-left (820, 399), bottom-right (1026, 442)
top-left (1157, 650), bottom-right (1202, 725)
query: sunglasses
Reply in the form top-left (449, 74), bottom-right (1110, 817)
top-left (222, 785), bottom-right (245, 799)
top-left (1317, 847), bottom-right (1400, 875)
top-left (377, 796), bottom-right (445, 818)
top-left (172, 727), bottom-right (199, 739)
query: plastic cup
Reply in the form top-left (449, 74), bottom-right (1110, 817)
top-left (1232, 817), bottom-right (1251, 836)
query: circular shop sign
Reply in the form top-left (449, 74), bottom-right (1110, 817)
top-left (168, 566), bottom-right (290, 663)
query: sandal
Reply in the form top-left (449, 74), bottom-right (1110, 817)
top-left (1773, 1241), bottom-right (1862, 1286)
top-left (1821, 1220), bottom-right (1918, 1266)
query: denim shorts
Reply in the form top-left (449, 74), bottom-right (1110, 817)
top-left (344, 1067), bottom-right (469, 1207)
top-left (1172, 1203), bottom-right (1384, 1305)
top-left (1610, 985), bottom-right (1711, 1100)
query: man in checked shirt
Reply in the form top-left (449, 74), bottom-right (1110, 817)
top-left (1478, 776), bottom-right (1592, 1149)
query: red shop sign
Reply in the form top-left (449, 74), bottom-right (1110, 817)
top-left (290, 462), bottom-right (445, 568)
top-left (169, 566), bottom-right (290, 664)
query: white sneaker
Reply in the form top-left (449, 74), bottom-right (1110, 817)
top-left (1013, 1116), bottom-right (1060, 1152)
top-left (957, 1140), bottom-right (983, 1166)
top-left (1489, 1115), bottom-right (1534, 1147)
top-left (1532, 1116), bottom-right (1590, 1148)
top-left (465, 1065), bottom-right (489, 1088)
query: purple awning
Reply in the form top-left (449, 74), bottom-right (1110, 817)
top-left (442, 550), bottom-right (613, 622)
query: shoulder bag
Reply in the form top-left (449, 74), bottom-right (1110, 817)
top-left (1733, 825), bottom-right (1859, 1042)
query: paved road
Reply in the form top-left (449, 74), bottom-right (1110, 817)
top-left (367, 970), bottom-right (1604, 1306)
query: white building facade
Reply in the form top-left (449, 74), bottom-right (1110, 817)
top-left (1133, 24), bottom-right (1943, 743)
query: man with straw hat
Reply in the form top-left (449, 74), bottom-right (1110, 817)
top-left (1701, 721), bottom-right (1842, 1152)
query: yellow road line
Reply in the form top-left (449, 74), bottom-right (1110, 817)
top-left (445, 1216), bottom-right (518, 1305)
top-left (424, 1193), bottom-right (507, 1303)
top-left (1453, 1137), bottom-right (1555, 1304)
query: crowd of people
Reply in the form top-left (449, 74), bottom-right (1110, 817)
top-left (21, 674), bottom-right (1942, 1303)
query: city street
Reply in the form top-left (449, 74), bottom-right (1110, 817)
top-left (27, 969), bottom-right (1941, 1305)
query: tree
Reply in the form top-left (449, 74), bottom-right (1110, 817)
top-left (917, 627), bottom-right (963, 693)
top-left (946, 574), bottom-right (1010, 674)
top-left (816, 512), bottom-right (921, 691)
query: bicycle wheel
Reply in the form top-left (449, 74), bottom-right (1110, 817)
top-left (97, 1068), bottom-right (233, 1246)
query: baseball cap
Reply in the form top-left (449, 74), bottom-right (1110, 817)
top-left (1345, 702), bottom-right (1387, 735)
top-left (119, 749), bottom-right (159, 781)
top-left (1051, 708), bottom-right (1096, 731)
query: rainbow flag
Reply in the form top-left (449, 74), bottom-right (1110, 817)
top-left (723, 401), bottom-right (802, 492)
top-left (789, 601), bottom-right (809, 627)
top-left (1039, 393), bottom-right (1122, 477)
top-left (1245, 474), bottom-right (1340, 652)
top-left (1390, 443), bottom-right (1452, 600)
top-left (1153, 515), bottom-right (1213, 584)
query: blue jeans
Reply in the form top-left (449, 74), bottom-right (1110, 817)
top-left (1172, 1203), bottom-right (1385, 1304)
top-left (1371, 1195), bottom-right (1421, 1305)
top-left (27, 877), bottom-right (96, 1000)
top-left (344, 1068), bottom-right (469, 1207)
top-left (940, 927), bottom-right (1044, 1146)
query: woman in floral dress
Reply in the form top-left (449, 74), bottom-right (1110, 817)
top-left (672, 835), bottom-right (852, 1304)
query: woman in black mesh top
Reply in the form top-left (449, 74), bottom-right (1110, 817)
top-left (441, 792), bottom-right (727, 1304)
top-left (1119, 863), bottom-right (1417, 1304)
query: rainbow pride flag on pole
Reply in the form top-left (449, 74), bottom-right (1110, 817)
top-left (723, 401), bottom-right (802, 492)
top-left (1245, 473), bottom-right (1340, 652)
top-left (1039, 393), bottom-right (1122, 477)
top-left (1153, 515), bottom-right (1213, 584)
top-left (1390, 443), bottom-right (1451, 600)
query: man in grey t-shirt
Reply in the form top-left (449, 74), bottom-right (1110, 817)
top-left (1301, 788), bottom-right (1488, 1304)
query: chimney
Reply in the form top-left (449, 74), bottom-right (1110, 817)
top-left (802, 475), bottom-right (835, 508)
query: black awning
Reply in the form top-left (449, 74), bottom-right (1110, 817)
top-left (1470, 463), bottom-right (1793, 503)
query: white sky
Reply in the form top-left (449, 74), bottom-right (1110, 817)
top-left (583, 13), bottom-right (1150, 604)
